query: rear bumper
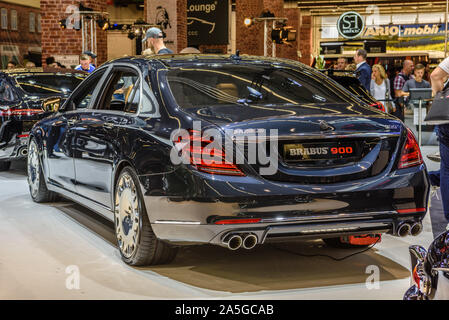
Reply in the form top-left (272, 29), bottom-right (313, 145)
top-left (141, 164), bottom-right (429, 245)
top-left (151, 211), bottom-right (419, 245)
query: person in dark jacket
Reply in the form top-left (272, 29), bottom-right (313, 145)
top-left (354, 49), bottom-right (371, 91)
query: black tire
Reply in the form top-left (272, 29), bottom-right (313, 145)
top-left (27, 138), bottom-right (58, 203)
top-left (114, 166), bottom-right (178, 266)
top-left (0, 160), bottom-right (11, 171)
top-left (322, 237), bottom-right (371, 249)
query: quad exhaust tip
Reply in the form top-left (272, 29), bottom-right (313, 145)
top-left (19, 148), bottom-right (28, 156)
top-left (410, 222), bottom-right (423, 236)
top-left (225, 234), bottom-right (243, 250)
top-left (222, 233), bottom-right (259, 250)
top-left (242, 234), bottom-right (258, 250)
top-left (397, 223), bottom-right (411, 237)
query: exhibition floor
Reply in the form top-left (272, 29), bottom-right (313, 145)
top-left (0, 147), bottom-right (441, 300)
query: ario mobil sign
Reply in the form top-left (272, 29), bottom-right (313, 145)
top-left (337, 11), bottom-right (365, 39)
top-left (364, 24), bottom-right (445, 37)
top-left (187, 0), bottom-right (229, 46)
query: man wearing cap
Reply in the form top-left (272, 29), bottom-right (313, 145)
top-left (142, 27), bottom-right (173, 55)
top-left (83, 51), bottom-right (97, 67)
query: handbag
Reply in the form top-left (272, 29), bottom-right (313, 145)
top-left (424, 86), bottom-right (449, 125)
top-left (384, 79), bottom-right (394, 113)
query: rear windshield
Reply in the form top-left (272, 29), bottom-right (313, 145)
top-left (15, 74), bottom-right (85, 95)
top-left (166, 64), bottom-right (350, 109)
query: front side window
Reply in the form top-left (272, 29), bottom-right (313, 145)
top-left (70, 70), bottom-right (105, 110)
top-left (166, 64), bottom-right (351, 110)
top-left (1, 8), bottom-right (7, 30)
top-left (97, 70), bottom-right (140, 113)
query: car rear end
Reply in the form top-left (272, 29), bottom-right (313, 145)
top-left (145, 57), bottom-right (429, 249)
top-left (0, 71), bottom-right (85, 163)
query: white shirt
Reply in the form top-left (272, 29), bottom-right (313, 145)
top-left (356, 61), bottom-right (366, 69)
top-left (371, 80), bottom-right (387, 102)
top-left (439, 56), bottom-right (449, 74)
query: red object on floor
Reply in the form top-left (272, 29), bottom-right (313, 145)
top-left (342, 234), bottom-right (381, 245)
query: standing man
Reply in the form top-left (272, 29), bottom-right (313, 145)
top-left (75, 54), bottom-right (95, 73)
top-left (393, 59), bottom-right (414, 121)
top-left (335, 57), bottom-right (348, 70)
top-left (142, 27), bottom-right (173, 55)
top-left (354, 49), bottom-right (371, 91)
top-left (430, 57), bottom-right (449, 230)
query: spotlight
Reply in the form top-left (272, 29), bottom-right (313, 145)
top-left (59, 19), bottom-right (66, 29)
top-left (244, 17), bottom-right (254, 27)
top-left (134, 28), bottom-right (141, 36)
top-left (96, 17), bottom-right (109, 30)
top-left (79, 3), bottom-right (93, 12)
top-left (260, 10), bottom-right (274, 18)
top-left (271, 26), bottom-right (297, 44)
top-left (127, 31), bottom-right (135, 40)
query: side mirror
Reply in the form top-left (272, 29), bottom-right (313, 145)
top-left (42, 97), bottom-right (62, 112)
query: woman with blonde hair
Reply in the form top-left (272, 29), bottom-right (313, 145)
top-left (370, 64), bottom-right (395, 113)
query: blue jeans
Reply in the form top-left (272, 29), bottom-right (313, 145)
top-left (433, 124), bottom-right (449, 221)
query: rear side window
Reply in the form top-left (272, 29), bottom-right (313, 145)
top-left (166, 64), bottom-right (348, 109)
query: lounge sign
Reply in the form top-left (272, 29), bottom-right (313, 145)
top-left (187, 0), bottom-right (229, 46)
top-left (337, 11), bottom-right (365, 39)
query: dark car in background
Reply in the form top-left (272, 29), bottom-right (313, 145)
top-left (0, 68), bottom-right (86, 171)
top-left (404, 231), bottom-right (449, 300)
top-left (27, 54), bottom-right (429, 266)
top-left (320, 69), bottom-right (386, 112)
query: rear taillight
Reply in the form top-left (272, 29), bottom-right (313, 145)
top-left (178, 130), bottom-right (245, 176)
top-left (370, 102), bottom-right (385, 112)
top-left (214, 218), bottom-right (261, 225)
top-left (398, 128), bottom-right (423, 169)
top-left (0, 108), bottom-right (43, 116)
top-left (396, 208), bottom-right (426, 214)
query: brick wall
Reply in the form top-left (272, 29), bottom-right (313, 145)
top-left (298, 12), bottom-right (312, 66)
top-left (0, 1), bottom-right (40, 67)
top-left (41, 0), bottom-right (108, 67)
top-left (278, 7), bottom-right (299, 61)
top-left (235, 0), bottom-right (301, 61)
top-left (176, 0), bottom-right (187, 53)
top-left (235, 0), bottom-right (263, 55)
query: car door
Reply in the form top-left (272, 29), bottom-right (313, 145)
top-left (72, 66), bottom-right (141, 210)
top-left (47, 68), bottom-right (108, 193)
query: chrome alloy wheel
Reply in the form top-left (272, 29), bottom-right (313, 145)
top-left (27, 140), bottom-right (40, 198)
top-left (114, 173), bottom-right (141, 258)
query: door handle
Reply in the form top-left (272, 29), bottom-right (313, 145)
top-left (67, 118), bottom-right (77, 126)
top-left (104, 122), bottom-right (114, 129)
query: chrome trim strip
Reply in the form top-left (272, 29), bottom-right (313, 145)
top-left (47, 182), bottom-right (114, 221)
top-left (154, 220), bottom-right (201, 225)
top-left (259, 210), bottom-right (397, 223)
top-left (234, 133), bottom-right (400, 142)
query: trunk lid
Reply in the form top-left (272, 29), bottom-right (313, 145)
top-left (186, 103), bottom-right (403, 184)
